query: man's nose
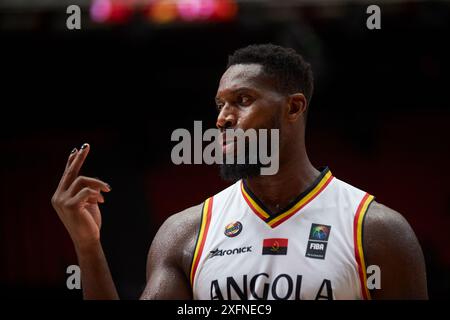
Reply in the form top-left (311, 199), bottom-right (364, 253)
top-left (216, 105), bottom-right (237, 130)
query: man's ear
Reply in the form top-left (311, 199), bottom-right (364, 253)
top-left (286, 93), bottom-right (307, 121)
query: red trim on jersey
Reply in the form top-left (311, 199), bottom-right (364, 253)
top-left (241, 187), bottom-right (269, 221)
top-left (190, 197), bottom-right (213, 287)
top-left (353, 193), bottom-right (371, 300)
top-left (269, 175), bottom-right (334, 228)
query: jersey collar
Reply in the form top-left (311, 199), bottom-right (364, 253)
top-left (241, 167), bottom-right (334, 228)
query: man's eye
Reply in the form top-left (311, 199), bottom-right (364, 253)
top-left (216, 103), bottom-right (224, 111)
top-left (239, 95), bottom-right (252, 106)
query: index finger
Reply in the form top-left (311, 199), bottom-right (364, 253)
top-left (56, 147), bottom-right (78, 191)
top-left (60, 143), bottom-right (90, 191)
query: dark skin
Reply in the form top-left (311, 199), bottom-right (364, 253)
top-left (52, 63), bottom-right (427, 299)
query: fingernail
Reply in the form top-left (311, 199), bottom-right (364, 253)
top-left (106, 184), bottom-right (112, 191)
top-left (80, 143), bottom-right (88, 150)
top-left (70, 148), bottom-right (77, 154)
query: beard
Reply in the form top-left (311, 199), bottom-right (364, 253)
top-left (219, 154), bottom-right (264, 182)
top-left (219, 117), bottom-right (281, 182)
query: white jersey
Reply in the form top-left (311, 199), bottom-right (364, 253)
top-left (190, 167), bottom-right (374, 300)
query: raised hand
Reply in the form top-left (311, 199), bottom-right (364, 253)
top-left (51, 143), bottom-right (111, 249)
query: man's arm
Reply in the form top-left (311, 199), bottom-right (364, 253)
top-left (363, 201), bottom-right (428, 299)
top-left (140, 204), bottom-right (203, 300)
top-left (74, 242), bottom-right (119, 299)
top-left (51, 144), bottom-right (119, 299)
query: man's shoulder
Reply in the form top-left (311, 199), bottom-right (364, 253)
top-left (159, 203), bottom-right (204, 239)
top-left (362, 203), bottom-right (428, 298)
top-left (364, 201), bottom-right (412, 237)
top-left (363, 200), bottom-right (423, 264)
top-left (148, 203), bottom-right (204, 275)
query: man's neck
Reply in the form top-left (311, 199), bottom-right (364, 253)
top-left (244, 152), bottom-right (319, 215)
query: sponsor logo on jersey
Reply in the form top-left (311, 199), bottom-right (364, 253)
top-left (209, 246), bottom-right (252, 258)
top-left (224, 221), bottom-right (243, 237)
top-left (262, 238), bottom-right (288, 255)
top-left (306, 223), bottom-right (331, 259)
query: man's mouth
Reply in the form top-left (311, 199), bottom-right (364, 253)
top-left (222, 140), bottom-right (235, 154)
top-left (220, 133), bottom-right (235, 154)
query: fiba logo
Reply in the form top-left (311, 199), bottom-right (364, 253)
top-left (306, 224), bottom-right (331, 259)
top-left (309, 224), bottom-right (331, 241)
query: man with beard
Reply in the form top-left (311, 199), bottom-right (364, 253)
top-left (51, 44), bottom-right (427, 300)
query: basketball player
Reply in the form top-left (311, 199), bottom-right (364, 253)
top-left (51, 44), bottom-right (427, 300)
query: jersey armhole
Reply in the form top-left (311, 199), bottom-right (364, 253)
top-left (353, 193), bottom-right (375, 300)
top-left (189, 197), bottom-right (214, 290)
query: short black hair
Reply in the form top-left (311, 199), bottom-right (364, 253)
top-left (227, 44), bottom-right (314, 105)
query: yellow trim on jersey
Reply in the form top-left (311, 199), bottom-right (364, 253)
top-left (190, 197), bottom-right (213, 287)
top-left (240, 183), bottom-right (271, 219)
top-left (356, 194), bottom-right (374, 300)
top-left (268, 171), bottom-right (333, 227)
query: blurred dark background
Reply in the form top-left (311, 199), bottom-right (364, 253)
top-left (0, 0), bottom-right (449, 299)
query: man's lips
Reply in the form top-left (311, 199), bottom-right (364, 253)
top-left (219, 133), bottom-right (233, 145)
top-left (222, 140), bottom-right (235, 153)
top-left (219, 134), bottom-right (235, 153)
top-left (222, 139), bottom-right (234, 146)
